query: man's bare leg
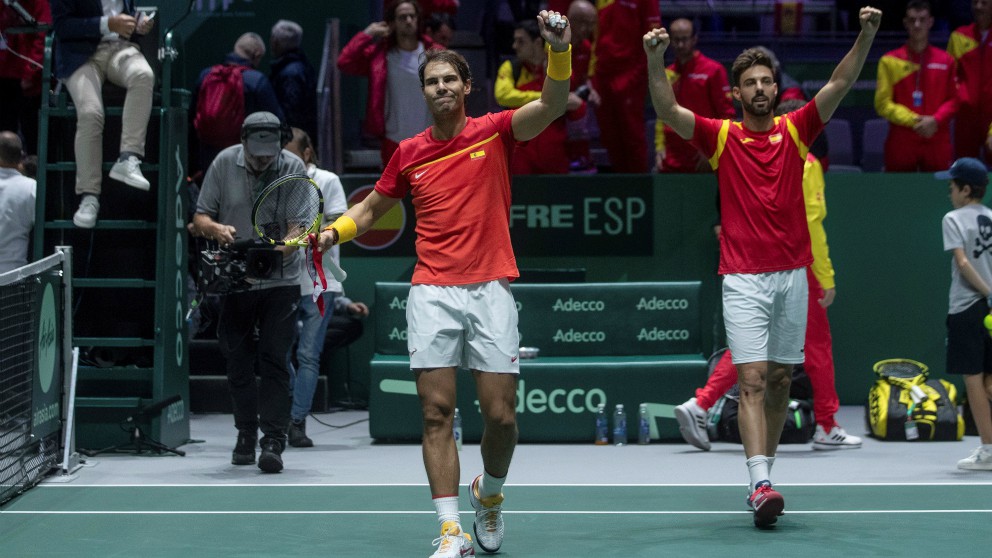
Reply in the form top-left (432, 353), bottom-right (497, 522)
top-left (737, 361), bottom-right (769, 459)
top-left (473, 370), bottom-right (519, 479)
top-left (415, 367), bottom-right (459, 497)
top-left (763, 362), bottom-right (793, 457)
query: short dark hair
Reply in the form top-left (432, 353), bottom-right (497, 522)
top-left (731, 48), bottom-right (775, 87)
top-left (514, 19), bottom-right (541, 41)
top-left (426, 12), bottom-right (455, 33)
top-left (418, 49), bottom-right (472, 88)
top-left (774, 99), bottom-right (805, 116)
top-left (289, 127), bottom-right (316, 166)
top-left (906, 1), bottom-right (931, 14)
top-left (0, 131), bottom-right (23, 166)
top-left (965, 181), bottom-right (988, 200)
top-left (386, 0), bottom-right (419, 21)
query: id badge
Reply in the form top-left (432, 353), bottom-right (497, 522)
top-left (905, 420), bottom-right (920, 440)
top-left (912, 90), bottom-right (923, 107)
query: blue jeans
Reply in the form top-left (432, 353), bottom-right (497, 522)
top-left (289, 292), bottom-right (337, 422)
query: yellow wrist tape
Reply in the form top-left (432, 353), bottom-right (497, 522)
top-left (323, 215), bottom-right (357, 244)
top-left (545, 44), bottom-right (572, 82)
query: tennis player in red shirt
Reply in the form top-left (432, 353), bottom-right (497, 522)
top-left (646, 5), bottom-right (882, 530)
top-left (319, 10), bottom-right (571, 558)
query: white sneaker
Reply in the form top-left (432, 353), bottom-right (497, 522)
top-left (109, 155), bottom-right (150, 190)
top-left (674, 397), bottom-right (711, 451)
top-left (957, 446), bottom-right (992, 470)
top-left (429, 521), bottom-right (475, 558)
top-left (469, 474), bottom-right (504, 553)
top-left (812, 425), bottom-right (863, 450)
top-left (72, 195), bottom-right (100, 228)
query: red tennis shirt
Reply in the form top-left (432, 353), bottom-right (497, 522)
top-left (691, 100), bottom-right (824, 275)
top-left (376, 110), bottom-right (520, 286)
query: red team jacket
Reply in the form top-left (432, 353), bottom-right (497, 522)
top-left (948, 22), bottom-right (992, 156)
top-left (655, 50), bottom-right (736, 172)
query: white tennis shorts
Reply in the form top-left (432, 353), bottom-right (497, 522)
top-left (722, 268), bottom-right (808, 365)
top-left (406, 278), bottom-right (520, 374)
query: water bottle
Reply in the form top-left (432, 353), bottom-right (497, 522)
top-left (613, 404), bottom-right (627, 446)
top-left (453, 407), bottom-right (463, 451)
top-left (637, 403), bottom-right (651, 445)
top-left (594, 404), bottom-right (609, 445)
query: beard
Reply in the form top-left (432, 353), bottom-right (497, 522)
top-left (742, 95), bottom-right (773, 117)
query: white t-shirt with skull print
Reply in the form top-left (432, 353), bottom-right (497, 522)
top-left (943, 203), bottom-right (992, 314)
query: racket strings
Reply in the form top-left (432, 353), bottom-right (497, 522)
top-left (255, 177), bottom-right (321, 243)
top-left (873, 359), bottom-right (929, 379)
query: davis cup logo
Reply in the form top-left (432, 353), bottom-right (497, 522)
top-left (347, 185), bottom-right (406, 250)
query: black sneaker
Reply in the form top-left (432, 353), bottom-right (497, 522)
top-left (258, 439), bottom-right (284, 473)
top-left (288, 418), bottom-right (314, 448)
top-left (231, 430), bottom-right (257, 465)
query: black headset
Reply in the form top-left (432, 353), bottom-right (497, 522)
top-left (240, 120), bottom-right (293, 147)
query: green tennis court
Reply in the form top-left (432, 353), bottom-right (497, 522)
top-left (3, 482), bottom-right (990, 557)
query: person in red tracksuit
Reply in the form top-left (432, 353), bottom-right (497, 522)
top-left (495, 19), bottom-right (585, 174)
top-left (876, 0), bottom-right (958, 172)
top-left (654, 18), bottom-right (735, 173)
top-left (588, 0), bottom-right (660, 173)
top-left (338, 0), bottom-right (439, 167)
top-left (948, 0), bottom-right (992, 162)
top-left (565, 0), bottom-right (596, 171)
top-left (0, 0), bottom-right (50, 155)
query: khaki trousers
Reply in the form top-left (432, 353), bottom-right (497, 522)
top-left (64, 40), bottom-right (154, 195)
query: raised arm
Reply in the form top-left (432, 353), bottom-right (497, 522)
top-left (317, 189), bottom-right (401, 251)
top-left (644, 28), bottom-right (695, 140)
top-left (511, 10), bottom-right (571, 142)
top-left (814, 6), bottom-right (882, 123)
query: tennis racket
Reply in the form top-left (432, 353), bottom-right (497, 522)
top-left (873, 358), bottom-right (929, 381)
top-left (251, 173), bottom-right (347, 283)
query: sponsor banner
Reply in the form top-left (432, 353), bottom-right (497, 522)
top-left (509, 176), bottom-right (653, 256)
top-left (338, 175), bottom-right (653, 258)
top-left (369, 356), bottom-right (707, 442)
top-left (32, 278), bottom-right (63, 440)
top-left (373, 281), bottom-right (702, 357)
top-left (346, 185), bottom-right (408, 251)
top-left (339, 176), bottom-right (417, 257)
top-left (374, 283), bottom-right (414, 355)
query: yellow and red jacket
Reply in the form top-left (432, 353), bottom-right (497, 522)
top-left (803, 154), bottom-right (834, 290)
top-left (589, 0), bottom-right (660, 79)
top-left (948, 23), bottom-right (992, 136)
top-left (875, 44), bottom-right (958, 129)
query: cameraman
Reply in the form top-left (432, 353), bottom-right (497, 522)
top-left (192, 111), bottom-right (306, 474)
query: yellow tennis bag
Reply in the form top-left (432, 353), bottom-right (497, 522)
top-left (866, 359), bottom-right (964, 441)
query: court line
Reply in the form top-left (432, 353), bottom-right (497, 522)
top-left (35, 481), bottom-right (992, 488)
top-left (3, 509), bottom-right (991, 515)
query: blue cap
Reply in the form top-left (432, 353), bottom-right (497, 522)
top-left (935, 157), bottom-right (989, 187)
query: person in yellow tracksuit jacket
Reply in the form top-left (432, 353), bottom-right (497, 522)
top-left (875, 1), bottom-right (958, 172)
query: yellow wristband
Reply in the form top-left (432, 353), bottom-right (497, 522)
top-left (545, 44), bottom-right (572, 82)
top-left (323, 215), bottom-right (358, 244)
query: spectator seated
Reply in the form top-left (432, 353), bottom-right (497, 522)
top-left (369, 282), bottom-right (709, 442)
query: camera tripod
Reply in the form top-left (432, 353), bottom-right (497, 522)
top-left (79, 396), bottom-right (186, 457)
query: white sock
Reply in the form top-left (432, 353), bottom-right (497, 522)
top-left (433, 496), bottom-right (460, 529)
top-left (479, 470), bottom-right (506, 499)
top-left (746, 455), bottom-right (770, 490)
top-left (768, 455), bottom-right (776, 474)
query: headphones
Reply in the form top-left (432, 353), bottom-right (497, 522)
top-left (241, 120), bottom-right (293, 147)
